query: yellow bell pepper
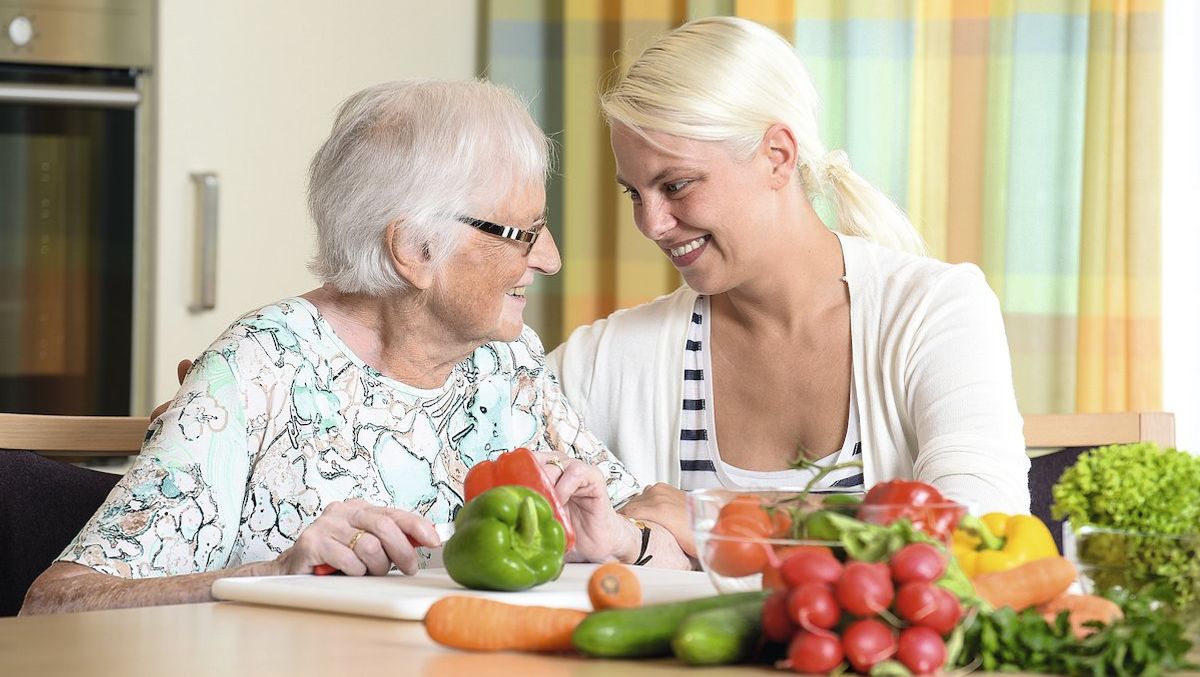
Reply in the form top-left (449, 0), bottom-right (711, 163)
top-left (952, 513), bottom-right (1059, 577)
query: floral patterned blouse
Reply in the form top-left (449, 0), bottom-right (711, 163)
top-left (58, 298), bottom-right (640, 578)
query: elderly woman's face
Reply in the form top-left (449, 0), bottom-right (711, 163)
top-left (431, 181), bottom-right (559, 344)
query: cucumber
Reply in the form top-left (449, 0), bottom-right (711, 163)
top-left (671, 598), bottom-right (765, 665)
top-left (572, 591), bottom-right (767, 658)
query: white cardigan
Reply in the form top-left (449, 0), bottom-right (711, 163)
top-left (546, 233), bottom-right (1031, 514)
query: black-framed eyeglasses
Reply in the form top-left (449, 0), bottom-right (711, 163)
top-left (456, 215), bottom-right (544, 255)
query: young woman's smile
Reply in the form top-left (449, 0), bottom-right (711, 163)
top-left (611, 123), bottom-right (779, 294)
top-left (666, 234), bottom-right (711, 266)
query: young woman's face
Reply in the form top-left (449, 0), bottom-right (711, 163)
top-left (610, 124), bottom-right (778, 295)
top-left (431, 181), bottom-right (560, 345)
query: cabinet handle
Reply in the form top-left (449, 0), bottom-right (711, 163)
top-left (190, 172), bottom-right (219, 312)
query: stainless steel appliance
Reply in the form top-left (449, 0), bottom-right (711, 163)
top-left (0, 1), bottom-right (152, 415)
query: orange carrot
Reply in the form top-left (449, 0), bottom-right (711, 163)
top-left (424, 596), bottom-right (586, 652)
top-left (587, 562), bottom-right (642, 610)
top-left (971, 556), bottom-right (1077, 612)
top-left (1036, 593), bottom-right (1123, 639)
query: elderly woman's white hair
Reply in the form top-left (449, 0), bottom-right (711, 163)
top-left (308, 79), bottom-right (551, 295)
top-left (601, 16), bottom-right (925, 256)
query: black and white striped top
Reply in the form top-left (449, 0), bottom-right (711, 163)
top-left (678, 296), bottom-right (864, 492)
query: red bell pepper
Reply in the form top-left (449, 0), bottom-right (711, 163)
top-left (464, 447), bottom-right (576, 550)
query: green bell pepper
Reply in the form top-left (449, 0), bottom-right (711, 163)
top-left (443, 485), bottom-right (566, 591)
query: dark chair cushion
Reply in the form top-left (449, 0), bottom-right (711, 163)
top-left (0, 451), bottom-right (121, 616)
top-left (1028, 446), bottom-right (1090, 553)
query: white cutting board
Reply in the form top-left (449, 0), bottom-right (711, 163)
top-left (211, 563), bottom-right (717, 620)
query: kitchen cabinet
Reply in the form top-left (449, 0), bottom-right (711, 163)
top-left (143, 1), bottom-right (479, 409)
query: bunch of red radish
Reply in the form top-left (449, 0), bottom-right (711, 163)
top-left (762, 542), bottom-right (964, 675)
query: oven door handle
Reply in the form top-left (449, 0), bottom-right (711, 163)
top-left (0, 83), bottom-right (140, 108)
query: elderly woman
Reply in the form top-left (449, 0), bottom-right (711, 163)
top-left (548, 17), bottom-right (1030, 553)
top-left (21, 79), bottom-right (689, 615)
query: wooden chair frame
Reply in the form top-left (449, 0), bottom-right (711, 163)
top-left (1, 410), bottom-right (1175, 458)
top-left (0, 413), bottom-right (149, 456)
top-left (1023, 411), bottom-right (1176, 453)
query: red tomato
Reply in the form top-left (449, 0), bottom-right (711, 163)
top-left (762, 563), bottom-right (785, 591)
top-left (788, 631), bottom-right (844, 674)
top-left (897, 626), bottom-right (948, 675)
top-left (767, 506), bottom-right (794, 538)
top-left (717, 495), bottom-right (773, 531)
top-left (842, 618), bottom-right (898, 673)
top-left (706, 513), bottom-right (771, 578)
top-left (864, 480), bottom-right (945, 507)
top-left (921, 504), bottom-right (967, 543)
top-left (860, 481), bottom-right (964, 543)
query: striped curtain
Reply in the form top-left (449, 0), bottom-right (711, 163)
top-left (483, 0), bottom-right (1163, 415)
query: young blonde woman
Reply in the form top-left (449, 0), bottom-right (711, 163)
top-left (546, 16), bottom-right (1029, 554)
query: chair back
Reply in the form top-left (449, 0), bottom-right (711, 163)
top-left (1023, 411), bottom-right (1175, 551)
top-left (0, 413), bottom-right (149, 456)
top-left (0, 413), bottom-right (149, 616)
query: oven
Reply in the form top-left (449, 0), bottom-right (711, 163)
top-left (0, 0), bottom-right (152, 415)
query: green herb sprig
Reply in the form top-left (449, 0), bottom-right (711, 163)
top-left (953, 590), bottom-right (1197, 676)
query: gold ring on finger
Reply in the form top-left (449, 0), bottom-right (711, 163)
top-left (347, 529), bottom-right (366, 551)
top-left (546, 457), bottom-right (565, 472)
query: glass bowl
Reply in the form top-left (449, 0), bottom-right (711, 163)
top-left (1063, 523), bottom-right (1200, 637)
top-left (688, 488), bottom-right (968, 594)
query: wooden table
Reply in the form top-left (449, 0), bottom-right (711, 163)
top-left (0, 602), bottom-right (725, 677)
top-left (1, 601), bottom-right (1196, 677)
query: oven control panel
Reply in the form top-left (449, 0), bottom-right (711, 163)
top-left (0, 1), bottom-right (150, 68)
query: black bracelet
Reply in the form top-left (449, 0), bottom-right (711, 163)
top-left (631, 519), bottom-right (653, 566)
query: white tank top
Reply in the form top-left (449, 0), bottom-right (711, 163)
top-left (677, 295), bottom-right (864, 492)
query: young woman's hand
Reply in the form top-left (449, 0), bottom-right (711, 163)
top-left (619, 483), bottom-right (695, 558)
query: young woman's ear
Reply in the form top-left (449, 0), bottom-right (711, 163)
top-left (386, 221), bottom-right (435, 290)
top-left (761, 123), bottom-right (799, 190)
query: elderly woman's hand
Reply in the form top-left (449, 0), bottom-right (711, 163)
top-left (533, 452), bottom-right (641, 564)
top-left (273, 499), bottom-right (442, 576)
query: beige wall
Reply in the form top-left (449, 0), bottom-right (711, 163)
top-left (146, 1), bottom-right (478, 408)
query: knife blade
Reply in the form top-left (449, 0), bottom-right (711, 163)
top-left (432, 522), bottom-right (456, 541)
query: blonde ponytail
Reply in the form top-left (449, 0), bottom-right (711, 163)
top-left (800, 151), bottom-right (927, 255)
top-left (602, 16), bottom-right (926, 256)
